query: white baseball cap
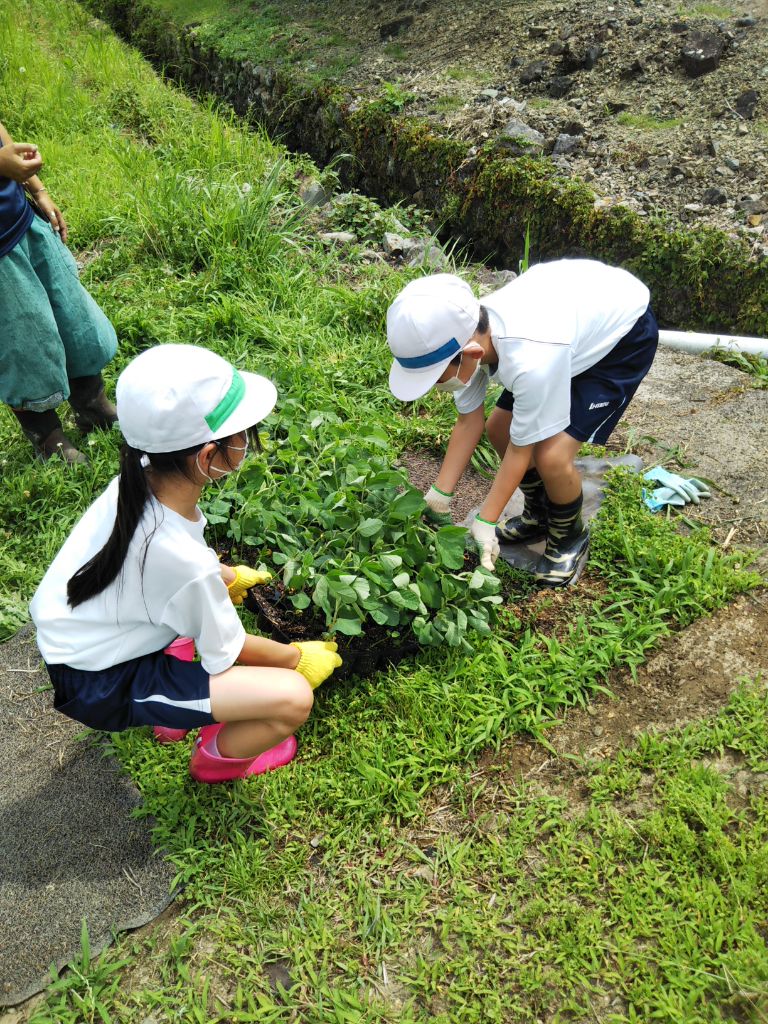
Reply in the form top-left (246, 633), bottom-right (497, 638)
top-left (387, 274), bottom-right (480, 401)
top-left (116, 344), bottom-right (277, 453)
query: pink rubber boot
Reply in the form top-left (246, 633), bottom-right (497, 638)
top-left (153, 638), bottom-right (196, 744)
top-left (189, 725), bottom-right (298, 784)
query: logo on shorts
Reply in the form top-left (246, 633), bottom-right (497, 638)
top-left (589, 401), bottom-right (610, 410)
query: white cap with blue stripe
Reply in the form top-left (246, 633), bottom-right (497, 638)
top-left (387, 274), bottom-right (480, 401)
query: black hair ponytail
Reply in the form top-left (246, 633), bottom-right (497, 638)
top-left (66, 431), bottom-right (251, 609)
top-left (67, 445), bottom-right (151, 608)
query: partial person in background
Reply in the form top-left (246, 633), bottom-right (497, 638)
top-left (0, 120), bottom-right (117, 463)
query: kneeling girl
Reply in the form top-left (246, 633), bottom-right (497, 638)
top-left (30, 344), bottom-right (341, 783)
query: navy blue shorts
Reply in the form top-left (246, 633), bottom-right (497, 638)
top-left (495, 305), bottom-right (658, 445)
top-left (46, 650), bottom-right (217, 733)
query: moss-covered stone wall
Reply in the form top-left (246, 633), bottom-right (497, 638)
top-left (89, 0), bottom-right (768, 334)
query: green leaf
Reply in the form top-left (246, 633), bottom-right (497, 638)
top-left (417, 578), bottom-right (441, 608)
top-left (290, 592), bottom-right (311, 610)
top-left (381, 554), bottom-right (403, 572)
top-left (358, 518), bottom-right (384, 537)
top-left (414, 619), bottom-right (435, 644)
top-left (327, 578), bottom-right (357, 602)
top-left (368, 606), bottom-right (391, 625)
top-left (469, 568), bottom-right (487, 589)
top-left (388, 588), bottom-right (421, 611)
top-left (390, 488), bottom-right (426, 521)
top-left (333, 617), bottom-right (363, 636)
top-left (434, 525), bottom-right (468, 569)
top-left (313, 577), bottom-right (330, 613)
top-left (445, 620), bottom-right (461, 646)
top-left (392, 572), bottom-right (410, 589)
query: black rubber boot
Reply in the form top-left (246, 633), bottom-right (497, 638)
top-left (535, 492), bottom-right (590, 587)
top-left (496, 468), bottom-right (549, 543)
top-left (11, 408), bottom-right (87, 465)
top-left (68, 374), bottom-right (117, 433)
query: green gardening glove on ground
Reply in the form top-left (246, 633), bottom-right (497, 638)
top-left (642, 467), bottom-right (711, 513)
top-left (291, 641), bottom-right (343, 689)
top-left (227, 565), bottom-right (273, 605)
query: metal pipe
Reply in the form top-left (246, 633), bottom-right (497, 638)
top-left (658, 330), bottom-right (768, 359)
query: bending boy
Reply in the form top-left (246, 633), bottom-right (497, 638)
top-left (386, 260), bottom-right (658, 586)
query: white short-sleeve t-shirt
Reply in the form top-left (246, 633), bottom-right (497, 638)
top-left (30, 477), bottom-right (245, 675)
top-left (454, 259), bottom-right (649, 445)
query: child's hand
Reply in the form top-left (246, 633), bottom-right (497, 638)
top-left (470, 516), bottom-right (500, 571)
top-left (424, 484), bottom-right (454, 523)
top-left (227, 564), bottom-right (272, 605)
top-left (0, 142), bottom-right (42, 183)
top-left (291, 641), bottom-right (343, 689)
top-left (425, 484), bottom-right (452, 513)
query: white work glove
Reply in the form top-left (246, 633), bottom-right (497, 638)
top-left (470, 516), bottom-right (500, 571)
top-left (424, 484), bottom-right (453, 523)
top-left (425, 485), bottom-right (452, 514)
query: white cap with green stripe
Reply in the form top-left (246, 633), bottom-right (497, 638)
top-left (116, 343), bottom-right (277, 453)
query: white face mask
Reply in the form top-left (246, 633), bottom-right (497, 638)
top-left (195, 437), bottom-right (249, 483)
top-left (435, 353), bottom-right (481, 395)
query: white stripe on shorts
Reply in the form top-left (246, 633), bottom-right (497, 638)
top-left (587, 397), bottom-right (627, 443)
top-left (133, 694), bottom-right (212, 713)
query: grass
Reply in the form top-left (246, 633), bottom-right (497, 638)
top-left (139, 0), bottom-right (360, 77)
top-left (684, 3), bottom-right (735, 17)
top-left (445, 65), bottom-right (496, 86)
top-left (3, 1), bottom-right (768, 1021)
top-left (383, 42), bottom-right (407, 60)
top-left (31, 679), bottom-right (768, 1023)
top-left (616, 113), bottom-right (685, 131)
top-left (433, 94), bottom-right (465, 114)
top-left (709, 349), bottom-right (768, 388)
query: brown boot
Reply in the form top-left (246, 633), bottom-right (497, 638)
top-left (68, 374), bottom-right (117, 432)
top-left (11, 408), bottom-right (88, 465)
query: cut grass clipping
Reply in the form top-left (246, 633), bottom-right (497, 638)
top-left (2, 1), bottom-right (766, 1021)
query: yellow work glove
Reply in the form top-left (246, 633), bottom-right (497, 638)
top-left (227, 564), bottom-right (272, 605)
top-left (291, 641), bottom-right (343, 689)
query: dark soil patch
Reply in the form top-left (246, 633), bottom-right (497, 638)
top-left (243, 581), bottom-right (420, 678)
top-left (238, 545), bottom-right (524, 678)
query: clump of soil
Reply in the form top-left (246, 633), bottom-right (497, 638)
top-left (243, 581), bottom-right (420, 678)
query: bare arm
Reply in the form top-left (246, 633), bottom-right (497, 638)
top-left (435, 406), bottom-right (486, 494)
top-left (236, 633), bottom-right (301, 669)
top-left (479, 441), bottom-right (533, 523)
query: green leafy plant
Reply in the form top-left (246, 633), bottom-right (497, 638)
top-left (204, 401), bottom-right (502, 648)
top-left (379, 81), bottom-right (415, 111)
top-left (326, 189), bottom-right (429, 243)
top-left (709, 348), bottom-right (768, 387)
top-left (519, 220), bottom-right (532, 274)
